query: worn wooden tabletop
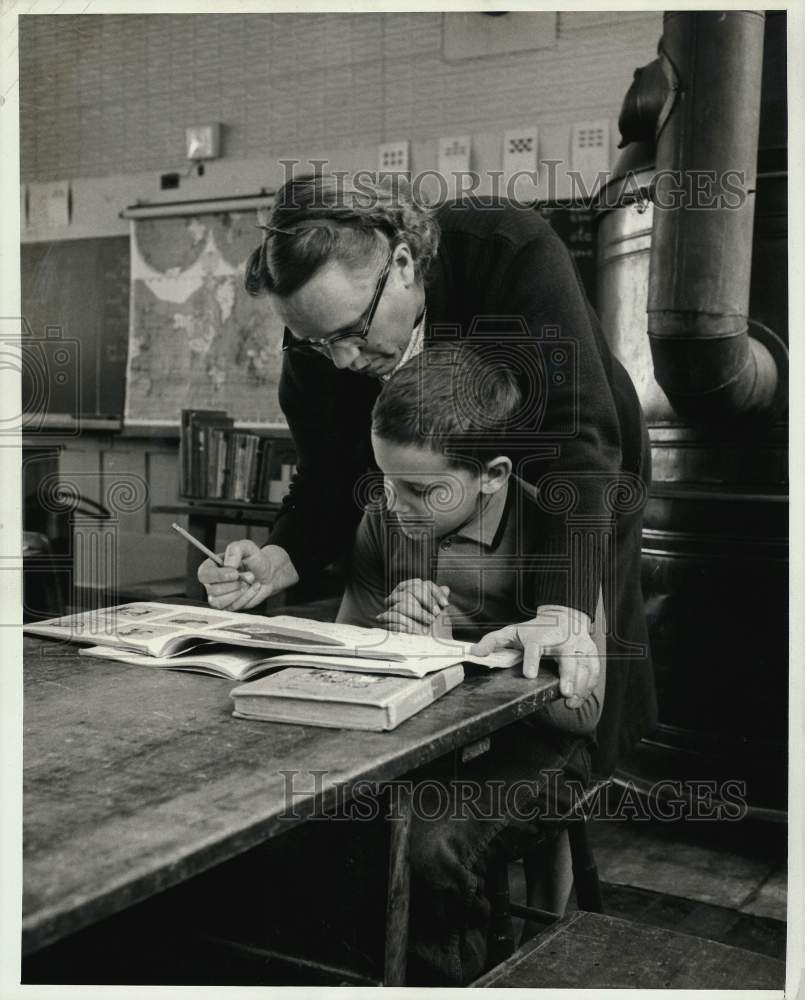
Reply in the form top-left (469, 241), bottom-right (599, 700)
top-left (23, 634), bottom-right (558, 956)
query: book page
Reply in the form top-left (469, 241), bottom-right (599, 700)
top-left (460, 648), bottom-right (524, 670)
top-left (205, 614), bottom-right (473, 661)
top-left (262, 621), bottom-right (523, 668)
top-left (24, 602), bottom-right (268, 655)
top-left (189, 612), bottom-right (523, 667)
top-left (24, 603), bottom-right (523, 668)
top-left (80, 644), bottom-right (273, 680)
top-left (251, 652), bottom-right (464, 678)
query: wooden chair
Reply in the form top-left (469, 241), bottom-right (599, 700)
top-left (486, 778), bottom-right (610, 967)
top-left (487, 591), bottom-right (611, 965)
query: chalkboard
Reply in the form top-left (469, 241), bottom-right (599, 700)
top-left (21, 237), bottom-right (130, 423)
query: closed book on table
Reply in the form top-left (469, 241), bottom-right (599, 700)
top-left (230, 663), bottom-right (465, 731)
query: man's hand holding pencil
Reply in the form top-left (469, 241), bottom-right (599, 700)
top-left (173, 523), bottom-right (300, 612)
top-left (196, 539), bottom-right (300, 611)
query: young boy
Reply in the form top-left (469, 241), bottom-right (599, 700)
top-left (336, 345), bottom-right (606, 984)
top-left (337, 344), bottom-right (606, 737)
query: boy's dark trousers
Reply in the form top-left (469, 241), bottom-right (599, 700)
top-left (201, 720), bottom-right (592, 986)
top-left (405, 721), bottom-right (592, 985)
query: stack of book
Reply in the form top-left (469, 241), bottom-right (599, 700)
top-left (24, 602), bottom-right (525, 731)
top-left (179, 410), bottom-right (295, 503)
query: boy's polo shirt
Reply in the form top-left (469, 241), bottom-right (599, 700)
top-left (337, 474), bottom-right (607, 736)
top-left (338, 476), bottom-right (540, 641)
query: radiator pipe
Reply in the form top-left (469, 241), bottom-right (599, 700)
top-left (646, 10), bottom-right (786, 423)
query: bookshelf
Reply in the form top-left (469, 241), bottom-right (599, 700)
top-left (154, 409), bottom-right (297, 599)
top-left (179, 410), bottom-right (297, 505)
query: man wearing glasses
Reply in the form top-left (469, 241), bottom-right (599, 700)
top-left (196, 172), bottom-right (655, 982)
top-left (279, 244), bottom-right (404, 370)
top-left (199, 171), bottom-right (653, 763)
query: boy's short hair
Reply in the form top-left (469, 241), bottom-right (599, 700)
top-left (371, 345), bottom-right (524, 472)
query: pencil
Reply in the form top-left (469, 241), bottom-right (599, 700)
top-left (171, 523), bottom-right (251, 582)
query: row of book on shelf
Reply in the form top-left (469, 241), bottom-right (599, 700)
top-left (24, 603), bottom-right (527, 731)
top-left (179, 409), bottom-right (297, 503)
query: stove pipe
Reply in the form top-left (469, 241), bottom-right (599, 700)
top-left (646, 10), bottom-right (786, 423)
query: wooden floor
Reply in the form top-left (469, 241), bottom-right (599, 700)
top-left (475, 910), bottom-right (785, 989)
top-left (591, 805), bottom-right (787, 921)
top-left (510, 809), bottom-right (787, 963)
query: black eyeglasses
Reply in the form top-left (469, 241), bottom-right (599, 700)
top-left (282, 248), bottom-right (394, 358)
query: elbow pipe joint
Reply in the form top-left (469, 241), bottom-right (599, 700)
top-left (648, 316), bottom-right (787, 424)
top-left (646, 11), bottom-right (786, 425)
top-left (617, 58), bottom-right (671, 148)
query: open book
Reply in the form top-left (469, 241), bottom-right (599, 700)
top-left (26, 602), bottom-right (522, 677)
top-left (78, 646), bottom-right (475, 683)
top-left (79, 644), bottom-right (279, 682)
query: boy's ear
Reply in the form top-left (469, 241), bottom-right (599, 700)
top-left (480, 456), bottom-right (512, 494)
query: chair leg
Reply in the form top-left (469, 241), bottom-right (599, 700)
top-left (486, 782), bottom-right (607, 968)
top-left (523, 828), bottom-right (573, 914)
top-left (567, 820), bottom-right (604, 913)
top-left (510, 828), bottom-right (568, 945)
top-left (486, 857), bottom-right (516, 967)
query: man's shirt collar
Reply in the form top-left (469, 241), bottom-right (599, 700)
top-left (383, 308), bottom-right (427, 381)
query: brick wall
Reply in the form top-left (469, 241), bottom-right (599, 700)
top-left (17, 11), bottom-right (664, 591)
top-left (20, 11), bottom-right (661, 184)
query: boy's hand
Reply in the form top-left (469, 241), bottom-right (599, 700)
top-left (376, 579), bottom-right (450, 635)
top-left (198, 541), bottom-right (299, 612)
top-left (470, 605), bottom-right (600, 709)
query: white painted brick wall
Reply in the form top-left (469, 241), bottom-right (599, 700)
top-left (20, 11), bottom-right (661, 184)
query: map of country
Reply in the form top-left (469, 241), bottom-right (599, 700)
top-left (125, 211), bottom-right (286, 425)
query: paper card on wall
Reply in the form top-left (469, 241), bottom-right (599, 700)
top-left (45, 181), bottom-right (71, 227)
top-left (438, 136), bottom-right (472, 197)
top-left (377, 141), bottom-right (410, 174)
top-left (503, 126), bottom-right (539, 201)
top-left (571, 119), bottom-right (611, 176)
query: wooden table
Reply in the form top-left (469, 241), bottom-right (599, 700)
top-left (151, 502), bottom-right (281, 599)
top-left (23, 635), bottom-right (558, 983)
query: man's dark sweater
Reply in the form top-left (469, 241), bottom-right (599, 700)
top-left (269, 198), bottom-right (656, 773)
